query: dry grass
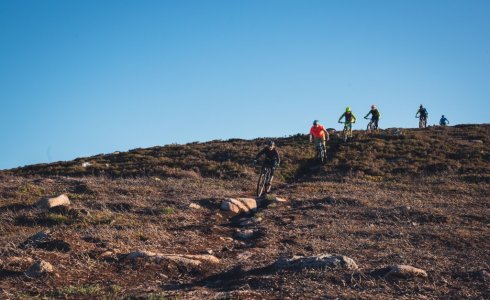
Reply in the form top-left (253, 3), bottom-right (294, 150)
top-left (0, 125), bottom-right (488, 299)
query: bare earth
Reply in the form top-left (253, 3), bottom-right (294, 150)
top-left (0, 125), bottom-right (488, 299)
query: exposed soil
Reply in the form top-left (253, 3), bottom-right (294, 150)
top-left (0, 125), bottom-right (488, 299)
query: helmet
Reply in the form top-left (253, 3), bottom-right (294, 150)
top-left (346, 107), bottom-right (351, 112)
top-left (313, 120), bottom-right (319, 125)
top-left (420, 104), bottom-right (423, 108)
top-left (267, 140), bottom-right (275, 147)
top-left (442, 115), bottom-right (445, 117)
top-left (371, 105), bottom-right (376, 109)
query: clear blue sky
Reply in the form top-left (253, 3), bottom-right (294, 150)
top-left (1, 0), bottom-right (489, 169)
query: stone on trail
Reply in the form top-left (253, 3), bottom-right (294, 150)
top-left (21, 230), bottom-right (51, 247)
top-left (235, 229), bottom-right (255, 239)
top-left (384, 265), bottom-right (428, 279)
top-left (124, 251), bottom-right (220, 267)
top-left (273, 254), bottom-right (358, 271)
top-left (189, 203), bottom-right (202, 209)
top-left (36, 194), bottom-right (71, 209)
top-left (221, 198), bottom-right (257, 214)
top-left (25, 260), bottom-right (54, 278)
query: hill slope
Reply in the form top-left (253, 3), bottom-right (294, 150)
top-left (8, 124), bottom-right (490, 181)
top-left (0, 124), bottom-right (488, 299)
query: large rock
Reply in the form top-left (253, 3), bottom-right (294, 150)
top-left (25, 260), bottom-right (54, 278)
top-left (221, 198), bottom-right (257, 214)
top-left (36, 194), bottom-right (71, 209)
top-left (273, 254), bottom-right (358, 271)
top-left (125, 251), bottom-right (220, 267)
top-left (383, 265), bottom-right (428, 279)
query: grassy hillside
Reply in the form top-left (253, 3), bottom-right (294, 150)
top-left (0, 124), bottom-right (488, 299)
top-left (8, 125), bottom-right (490, 182)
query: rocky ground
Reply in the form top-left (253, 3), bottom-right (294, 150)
top-left (0, 125), bottom-right (488, 299)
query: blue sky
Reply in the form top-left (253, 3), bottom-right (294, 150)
top-left (0, 0), bottom-right (489, 169)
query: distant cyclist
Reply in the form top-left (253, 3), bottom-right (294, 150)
top-left (309, 120), bottom-right (330, 148)
top-left (255, 141), bottom-right (280, 187)
top-left (338, 107), bottom-right (357, 140)
top-left (364, 105), bottom-right (380, 130)
top-left (416, 104), bottom-right (428, 128)
top-left (439, 115), bottom-right (449, 126)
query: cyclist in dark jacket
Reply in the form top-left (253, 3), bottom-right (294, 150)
top-left (439, 115), bottom-right (449, 126)
top-left (416, 105), bottom-right (428, 120)
top-left (364, 105), bottom-right (381, 129)
top-left (255, 141), bottom-right (280, 178)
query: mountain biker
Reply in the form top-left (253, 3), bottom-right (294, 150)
top-left (338, 107), bottom-right (357, 138)
top-left (364, 105), bottom-right (380, 130)
top-left (255, 141), bottom-right (280, 186)
top-left (416, 104), bottom-right (428, 127)
top-left (439, 115), bottom-right (449, 126)
top-left (309, 120), bottom-right (330, 150)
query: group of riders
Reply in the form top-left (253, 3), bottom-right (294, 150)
top-left (254, 104), bottom-right (450, 196)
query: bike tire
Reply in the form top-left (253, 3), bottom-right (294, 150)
top-left (256, 168), bottom-right (271, 197)
top-left (342, 127), bottom-right (348, 142)
top-left (265, 169), bottom-right (273, 193)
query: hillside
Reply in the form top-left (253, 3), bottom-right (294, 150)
top-left (8, 124), bottom-right (490, 182)
top-left (0, 125), bottom-right (489, 299)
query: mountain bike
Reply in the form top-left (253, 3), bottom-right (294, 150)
top-left (315, 141), bottom-right (327, 164)
top-left (256, 162), bottom-right (276, 197)
top-left (417, 116), bottom-right (427, 128)
top-left (365, 117), bottom-right (378, 132)
top-left (339, 121), bottom-right (354, 142)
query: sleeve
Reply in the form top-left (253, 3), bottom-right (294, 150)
top-left (338, 113), bottom-right (345, 122)
top-left (364, 111), bottom-right (371, 118)
top-left (255, 148), bottom-right (265, 160)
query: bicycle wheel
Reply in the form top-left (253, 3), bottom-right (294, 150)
top-left (342, 126), bottom-right (348, 142)
top-left (265, 169), bottom-right (273, 193)
top-left (256, 168), bottom-right (269, 197)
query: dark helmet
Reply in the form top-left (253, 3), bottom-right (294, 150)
top-left (442, 115), bottom-right (445, 117)
top-left (267, 140), bottom-right (275, 147)
top-left (313, 120), bottom-right (319, 125)
top-left (420, 104), bottom-right (423, 108)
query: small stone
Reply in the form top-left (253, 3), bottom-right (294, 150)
top-left (235, 229), bottom-right (255, 239)
top-left (25, 260), bottom-right (54, 278)
top-left (384, 265), bottom-right (428, 279)
top-left (189, 203), bottom-right (202, 209)
top-left (36, 194), bottom-right (71, 209)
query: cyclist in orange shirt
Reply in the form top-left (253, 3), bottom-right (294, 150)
top-left (310, 120), bottom-right (330, 152)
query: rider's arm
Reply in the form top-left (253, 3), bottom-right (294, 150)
top-left (415, 110), bottom-right (420, 117)
top-left (338, 113), bottom-right (345, 123)
top-left (324, 129), bottom-right (330, 141)
top-left (255, 148), bottom-right (265, 160)
top-left (352, 113), bottom-right (357, 123)
top-left (364, 111), bottom-right (371, 118)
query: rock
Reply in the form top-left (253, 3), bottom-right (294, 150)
top-left (239, 217), bottom-right (262, 227)
top-left (21, 230), bottom-right (70, 252)
top-left (221, 198), bottom-right (257, 214)
top-left (81, 162), bottom-right (92, 167)
top-left (36, 194), bottom-right (71, 209)
top-left (383, 265), bottom-right (428, 279)
top-left (189, 203), bottom-right (202, 209)
top-left (124, 251), bottom-right (220, 267)
top-left (235, 229), bottom-right (255, 239)
top-left (21, 230), bottom-right (51, 247)
top-left (273, 254), bottom-right (358, 271)
top-left (25, 260), bottom-right (54, 278)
